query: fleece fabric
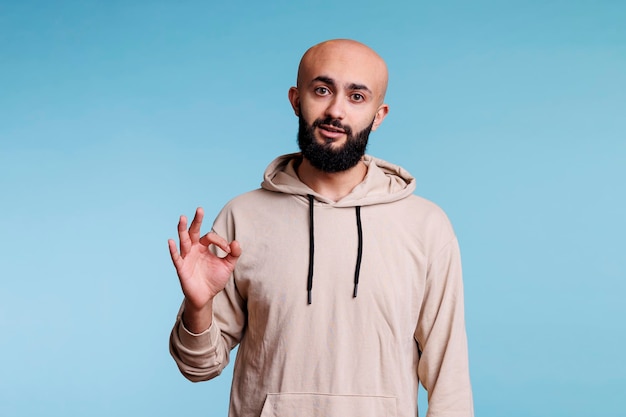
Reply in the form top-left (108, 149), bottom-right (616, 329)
top-left (170, 153), bottom-right (474, 417)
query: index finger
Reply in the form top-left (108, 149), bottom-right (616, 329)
top-left (199, 231), bottom-right (231, 254)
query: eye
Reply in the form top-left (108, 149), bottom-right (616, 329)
top-left (314, 86), bottom-right (330, 96)
top-left (351, 93), bottom-right (365, 102)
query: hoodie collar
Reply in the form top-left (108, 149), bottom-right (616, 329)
top-left (261, 153), bottom-right (416, 207)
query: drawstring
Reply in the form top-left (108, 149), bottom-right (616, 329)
top-left (307, 194), bottom-right (315, 304)
top-left (354, 206), bottom-right (363, 298)
top-left (306, 194), bottom-right (363, 304)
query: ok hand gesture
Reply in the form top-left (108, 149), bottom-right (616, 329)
top-left (168, 207), bottom-right (241, 331)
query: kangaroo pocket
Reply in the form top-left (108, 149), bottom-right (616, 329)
top-left (259, 392), bottom-right (397, 417)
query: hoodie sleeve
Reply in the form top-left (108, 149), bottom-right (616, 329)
top-left (168, 278), bottom-right (246, 382)
top-left (169, 305), bottom-right (229, 382)
top-left (415, 237), bottom-right (474, 417)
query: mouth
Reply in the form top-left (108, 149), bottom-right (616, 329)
top-left (318, 124), bottom-right (346, 139)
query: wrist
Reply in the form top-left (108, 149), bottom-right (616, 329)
top-left (182, 298), bottom-right (213, 334)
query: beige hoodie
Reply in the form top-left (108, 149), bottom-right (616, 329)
top-left (170, 154), bottom-right (473, 417)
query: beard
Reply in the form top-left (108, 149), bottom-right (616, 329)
top-left (297, 114), bottom-right (374, 173)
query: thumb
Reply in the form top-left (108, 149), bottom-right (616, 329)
top-left (224, 240), bottom-right (242, 266)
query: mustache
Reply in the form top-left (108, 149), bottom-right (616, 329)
top-left (311, 117), bottom-right (353, 135)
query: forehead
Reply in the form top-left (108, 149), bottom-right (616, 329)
top-left (298, 42), bottom-right (387, 95)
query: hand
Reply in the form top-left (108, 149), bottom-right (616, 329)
top-left (168, 207), bottom-right (242, 312)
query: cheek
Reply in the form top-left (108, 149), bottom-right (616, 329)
top-left (353, 111), bottom-right (377, 131)
top-left (299, 92), bottom-right (334, 116)
top-left (299, 102), bottom-right (322, 124)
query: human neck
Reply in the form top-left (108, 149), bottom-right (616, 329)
top-left (297, 157), bottom-right (367, 202)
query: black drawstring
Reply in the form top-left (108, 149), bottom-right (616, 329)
top-left (354, 206), bottom-right (363, 297)
top-left (307, 194), bottom-right (315, 304)
top-left (306, 194), bottom-right (364, 304)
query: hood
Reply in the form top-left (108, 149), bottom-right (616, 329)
top-left (261, 153), bottom-right (416, 207)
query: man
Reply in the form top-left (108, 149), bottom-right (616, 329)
top-left (169, 39), bottom-right (474, 417)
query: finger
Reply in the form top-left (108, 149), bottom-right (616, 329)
top-left (168, 239), bottom-right (183, 271)
top-left (228, 240), bottom-right (242, 257)
top-left (199, 231), bottom-right (230, 253)
top-left (178, 215), bottom-right (192, 257)
top-left (223, 240), bottom-right (242, 267)
top-left (188, 207), bottom-right (204, 243)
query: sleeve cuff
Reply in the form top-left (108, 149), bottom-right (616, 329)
top-left (177, 318), bottom-right (220, 352)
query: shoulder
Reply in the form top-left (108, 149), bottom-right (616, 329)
top-left (377, 193), bottom-right (457, 257)
top-left (216, 188), bottom-right (279, 217)
top-left (224, 188), bottom-right (278, 207)
top-left (212, 188), bottom-right (293, 232)
top-left (397, 194), bottom-right (456, 233)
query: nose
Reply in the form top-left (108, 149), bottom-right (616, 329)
top-left (325, 95), bottom-right (345, 119)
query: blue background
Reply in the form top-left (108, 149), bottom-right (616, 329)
top-left (1, 1), bottom-right (624, 416)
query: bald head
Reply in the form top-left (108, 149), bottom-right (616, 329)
top-left (296, 39), bottom-right (389, 104)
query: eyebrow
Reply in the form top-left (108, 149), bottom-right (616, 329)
top-left (311, 75), bottom-right (372, 95)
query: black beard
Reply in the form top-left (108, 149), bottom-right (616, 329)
top-left (297, 115), bottom-right (374, 173)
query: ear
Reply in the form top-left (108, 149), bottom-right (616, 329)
top-left (371, 103), bottom-right (389, 131)
top-left (288, 87), bottom-right (300, 116)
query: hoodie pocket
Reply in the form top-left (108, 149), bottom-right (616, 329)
top-left (259, 392), bottom-right (397, 417)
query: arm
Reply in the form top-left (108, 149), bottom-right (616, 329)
top-left (167, 207), bottom-right (243, 381)
top-left (415, 237), bottom-right (474, 417)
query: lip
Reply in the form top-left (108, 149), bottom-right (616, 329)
top-left (318, 124), bottom-right (346, 139)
